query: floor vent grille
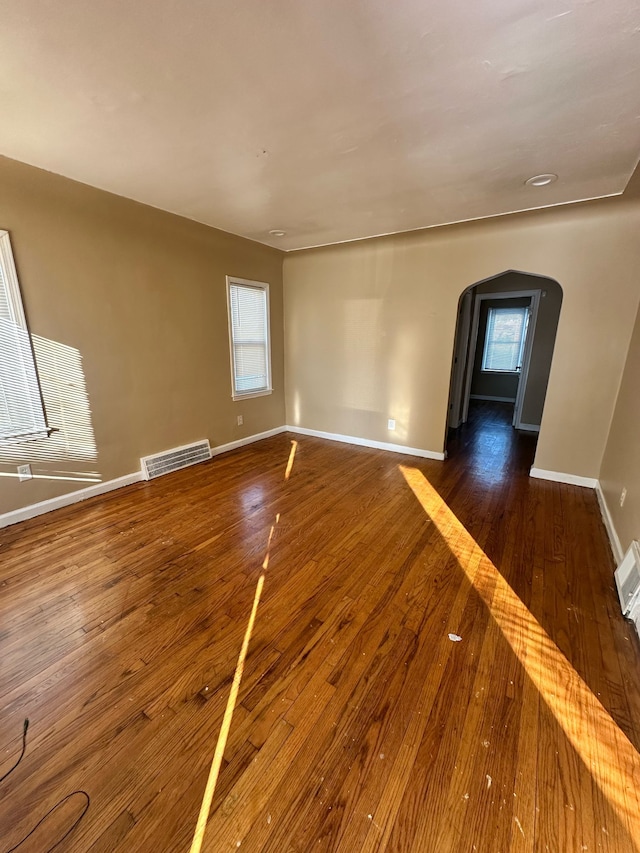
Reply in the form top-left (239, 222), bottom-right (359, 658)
top-left (141, 440), bottom-right (211, 480)
top-left (614, 540), bottom-right (640, 616)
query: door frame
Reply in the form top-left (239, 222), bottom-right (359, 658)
top-left (448, 290), bottom-right (473, 429)
top-left (461, 289), bottom-right (541, 427)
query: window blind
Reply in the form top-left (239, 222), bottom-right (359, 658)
top-left (481, 306), bottom-right (528, 373)
top-left (0, 231), bottom-right (48, 442)
top-left (228, 281), bottom-right (270, 396)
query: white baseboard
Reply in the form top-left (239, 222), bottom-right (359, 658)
top-left (595, 481), bottom-right (624, 564)
top-left (470, 394), bottom-right (516, 403)
top-left (0, 426), bottom-right (290, 531)
top-left (209, 426), bottom-right (288, 457)
top-left (0, 472), bottom-right (143, 530)
top-left (529, 467), bottom-right (598, 489)
top-left (285, 425), bottom-right (445, 460)
top-left (1, 423), bottom-right (444, 531)
top-left (517, 423), bottom-right (541, 433)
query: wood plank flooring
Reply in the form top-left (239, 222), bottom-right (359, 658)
top-left (1, 401), bottom-right (640, 852)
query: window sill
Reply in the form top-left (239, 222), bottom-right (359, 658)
top-left (232, 388), bottom-right (273, 402)
top-left (480, 370), bottom-right (520, 375)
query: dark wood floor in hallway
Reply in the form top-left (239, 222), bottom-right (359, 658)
top-left (1, 405), bottom-right (640, 852)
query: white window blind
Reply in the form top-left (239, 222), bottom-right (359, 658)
top-left (227, 277), bottom-right (271, 398)
top-left (481, 306), bottom-right (529, 373)
top-left (0, 230), bottom-right (48, 443)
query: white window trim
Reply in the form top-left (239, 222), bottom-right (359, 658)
top-left (480, 305), bottom-right (529, 374)
top-left (0, 231), bottom-right (29, 328)
top-left (226, 275), bottom-right (273, 401)
top-left (0, 230), bottom-right (49, 443)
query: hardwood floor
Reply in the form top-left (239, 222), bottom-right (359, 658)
top-left (1, 405), bottom-right (640, 851)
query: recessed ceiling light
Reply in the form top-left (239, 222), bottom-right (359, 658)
top-left (525, 173), bottom-right (558, 187)
top-left (269, 229), bottom-right (286, 237)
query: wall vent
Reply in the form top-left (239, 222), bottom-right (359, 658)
top-left (141, 439), bottom-right (211, 480)
top-left (614, 540), bottom-right (640, 616)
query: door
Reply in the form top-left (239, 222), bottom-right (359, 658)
top-left (512, 295), bottom-right (540, 429)
top-left (448, 290), bottom-right (473, 429)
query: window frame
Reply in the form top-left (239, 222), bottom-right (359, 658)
top-left (225, 276), bottom-right (272, 401)
top-left (480, 305), bottom-right (529, 375)
top-left (0, 229), bottom-right (49, 443)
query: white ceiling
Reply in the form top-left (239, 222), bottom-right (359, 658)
top-left (1, 0), bottom-right (639, 251)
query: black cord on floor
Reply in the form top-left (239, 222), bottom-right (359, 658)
top-left (0, 719), bottom-right (28, 784)
top-left (0, 719), bottom-right (91, 853)
top-left (4, 790), bottom-right (90, 853)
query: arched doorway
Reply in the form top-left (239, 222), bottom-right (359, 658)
top-left (446, 270), bottom-right (563, 470)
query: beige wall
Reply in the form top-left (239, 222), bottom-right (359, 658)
top-left (600, 300), bottom-right (640, 554)
top-left (2, 150), bottom-right (639, 539)
top-left (0, 156), bottom-right (285, 515)
top-left (283, 197), bottom-right (640, 478)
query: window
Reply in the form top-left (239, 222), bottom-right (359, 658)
top-left (0, 230), bottom-right (48, 442)
top-left (226, 276), bottom-right (272, 399)
top-left (481, 306), bottom-right (529, 373)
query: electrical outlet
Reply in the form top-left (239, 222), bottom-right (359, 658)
top-left (620, 487), bottom-right (627, 508)
top-left (18, 464), bottom-right (32, 482)
top-left (237, 415), bottom-right (243, 426)
top-left (387, 418), bottom-right (396, 431)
